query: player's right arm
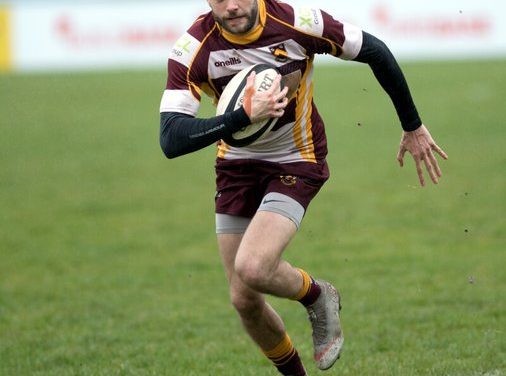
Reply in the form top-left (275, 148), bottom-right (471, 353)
top-left (160, 106), bottom-right (251, 159)
top-left (160, 78), bottom-right (286, 159)
top-left (159, 31), bottom-right (250, 159)
top-left (159, 32), bottom-right (287, 159)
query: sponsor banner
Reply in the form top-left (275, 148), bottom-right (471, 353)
top-left (7, 0), bottom-right (506, 72)
top-left (0, 6), bottom-right (12, 71)
top-left (300, 0), bottom-right (506, 61)
top-left (11, 1), bottom-right (208, 71)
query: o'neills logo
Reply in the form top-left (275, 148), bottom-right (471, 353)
top-left (214, 57), bottom-right (242, 67)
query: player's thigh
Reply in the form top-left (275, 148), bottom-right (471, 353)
top-left (236, 210), bottom-right (297, 274)
top-left (217, 233), bottom-right (243, 283)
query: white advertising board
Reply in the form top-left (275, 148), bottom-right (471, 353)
top-left (5, 0), bottom-right (506, 72)
top-left (305, 0), bottom-right (506, 61)
top-left (10, 1), bottom-right (209, 71)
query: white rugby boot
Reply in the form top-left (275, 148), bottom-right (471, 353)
top-left (306, 280), bottom-right (344, 370)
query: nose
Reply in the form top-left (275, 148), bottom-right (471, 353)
top-left (226, 0), bottom-right (239, 13)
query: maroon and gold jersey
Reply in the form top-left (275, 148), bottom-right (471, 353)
top-left (160, 0), bottom-right (363, 163)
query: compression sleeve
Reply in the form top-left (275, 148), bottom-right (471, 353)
top-left (159, 107), bottom-right (251, 159)
top-left (354, 32), bottom-right (422, 132)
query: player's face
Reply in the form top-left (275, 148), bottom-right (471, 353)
top-left (208, 0), bottom-right (259, 35)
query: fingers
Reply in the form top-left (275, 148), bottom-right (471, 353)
top-left (415, 147), bottom-right (445, 186)
top-left (246, 71), bottom-right (256, 88)
top-left (424, 142), bottom-right (448, 183)
top-left (268, 74), bottom-right (288, 118)
top-left (243, 72), bottom-right (256, 119)
top-left (271, 96), bottom-right (288, 118)
top-left (397, 147), bottom-right (406, 167)
top-left (247, 73), bottom-right (288, 121)
top-left (422, 154), bottom-right (438, 184)
top-left (432, 143), bottom-right (448, 160)
top-left (274, 85), bottom-right (289, 102)
top-left (414, 156), bottom-right (425, 187)
top-left (267, 74), bottom-right (282, 94)
top-left (427, 148), bottom-right (442, 178)
top-left (269, 74), bottom-right (289, 100)
top-left (412, 148), bottom-right (441, 186)
top-left (399, 126), bottom-right (449, 186)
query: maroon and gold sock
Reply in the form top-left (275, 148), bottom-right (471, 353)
top-left (291, 268), bottom-right (321, 307)
top-left (263, 334), bottom-right (307, 376)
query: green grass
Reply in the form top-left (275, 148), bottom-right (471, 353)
top-left (1, 60), bottom-right (505, 375)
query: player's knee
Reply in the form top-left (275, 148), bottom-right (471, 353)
top-left (230, 288), bottom-right (263, 319)
top-left (234, 257), bottom-right (272, 291)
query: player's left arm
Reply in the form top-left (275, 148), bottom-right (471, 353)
top-left (298, 6), bottom-right (448, 186)
top-left (352, 32), bottom-right (448, 186)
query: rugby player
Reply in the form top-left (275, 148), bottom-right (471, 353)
top-left (159, 0), bottom-right (448, 374)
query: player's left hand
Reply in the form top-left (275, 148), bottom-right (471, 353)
top-left (397, 124), bottom-right (448, 186)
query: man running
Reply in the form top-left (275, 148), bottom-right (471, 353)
top-left (159, 1), bottom-right (448, 374)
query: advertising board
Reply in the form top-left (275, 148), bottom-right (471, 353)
top-left (2, 0), bottom-right (505, 72)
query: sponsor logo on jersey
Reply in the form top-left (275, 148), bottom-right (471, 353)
top-left (294, 7), bottom-right (324, 37)
top-left (170, 32), bottom-right (200, 67)
top-left (209, 50), bottom-right (247, 79)
top-left (299, 8), bottom-right (320, 28)
top-left (269, 43), bottom-right (289, 63)
top-left (214, 57), bottom-right (242, 67)
top-left (172, 36), bottom-right (191, 57)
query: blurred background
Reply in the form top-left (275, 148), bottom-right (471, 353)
top-left (1, 0), bottom-right (506, 72)
top-left (1, 1), bottom-right (505, 375)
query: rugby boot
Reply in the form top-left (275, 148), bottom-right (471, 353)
top-left (306, 280), bottom-right (343, 370)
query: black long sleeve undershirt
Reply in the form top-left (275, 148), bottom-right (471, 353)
top-left (354, 32), bottom-right (422, 131)
top-left (159, 107), bottom-right (250, 159)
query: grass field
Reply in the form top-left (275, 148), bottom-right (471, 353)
top-left (1, 60), bottom-right (505, 376)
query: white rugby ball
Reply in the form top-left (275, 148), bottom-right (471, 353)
top-left (217, 64), bottom-right (282, 147)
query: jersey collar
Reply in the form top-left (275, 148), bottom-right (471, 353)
top-left (217, 0), bottom-right (267, 45)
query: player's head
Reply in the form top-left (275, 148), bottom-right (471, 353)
top-left (208, 0), bottom-right (259, 35)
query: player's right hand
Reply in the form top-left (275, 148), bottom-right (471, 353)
top-left (243, 72), bottom-right (289, 123)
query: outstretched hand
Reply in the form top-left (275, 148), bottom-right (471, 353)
top-left (397, 124), bottom-right (448, 186)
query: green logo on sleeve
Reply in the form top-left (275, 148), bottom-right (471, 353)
top-left (299, 9), bottom-right (313, 28)
top-left (176, 37), bottom-right (191, 53)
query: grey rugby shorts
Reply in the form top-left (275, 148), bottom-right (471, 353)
top-left (214, 158), bottom-right (329, 233)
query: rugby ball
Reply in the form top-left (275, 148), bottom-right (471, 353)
top-left (217, 64), bottom-right (282, 147)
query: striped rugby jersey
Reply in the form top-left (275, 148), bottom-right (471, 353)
top-left (160, 0), bottom-right (363, 163)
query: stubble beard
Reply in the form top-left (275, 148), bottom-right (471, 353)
top-left (213, 1), bottom-right (259, 35)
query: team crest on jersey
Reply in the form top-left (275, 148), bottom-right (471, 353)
top-left (269, 43), bottom-right (289, 63)
top-left (280, 175), bottom-right (297, 186)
